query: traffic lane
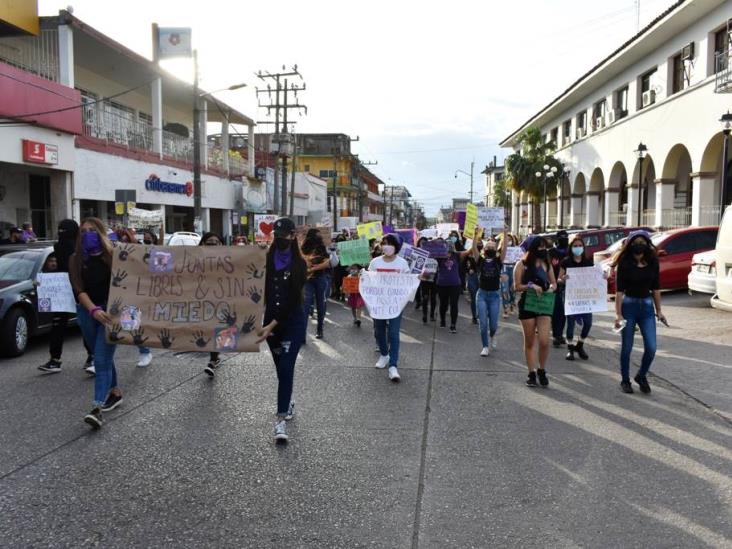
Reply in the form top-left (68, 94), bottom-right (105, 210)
top-left (417, 368), bottom-right (732, 549)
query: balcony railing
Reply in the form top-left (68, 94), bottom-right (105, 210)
top-left (700, 204), bottom-right (723, 226)
top-left (608, 211), bottom-right (626, 226)
top-left (715, 50), bottom-right (732, 93)
top-left (162, 131), bottom-right (194, 163)
top-left (660, 207), bottom-right (691, 229)
top-left (0, 29), bottom-right (59, 82)
top-left (641, 210), bottom-right (656, 227)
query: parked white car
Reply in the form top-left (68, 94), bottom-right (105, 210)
top-left (165, 232), bottom-right (201, 246)
top-left (688, 250), bottom-right (716, 295)
top-left (711, 206), bottom-right (732, 311)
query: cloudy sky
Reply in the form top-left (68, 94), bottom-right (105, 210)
top-left (41, 0), bottom-right (673, 215)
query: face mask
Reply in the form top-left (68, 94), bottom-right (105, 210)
top-left (274, 237), bottom-right (291, 251)
top-left (571, 246), bottom-right (584, 257)
top-left (557, 238), bottom-right (568, 250)
top-left (81, 231), bottom-right (102, 255)
top-left (631, 243), bottom-right (646, 255)
top-left (143, 239), bottom-right (152, 245)
top-left (382, 245), bottom-right (396, 257)
top-left (449, 236), bottom-right (458, 244)
top-left (485, 249), bottom-right (496, 258)
top-left (536, 249), bottom-right (548, 260)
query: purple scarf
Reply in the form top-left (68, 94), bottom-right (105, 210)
top-left (273, 248), bottom-right (292, 271)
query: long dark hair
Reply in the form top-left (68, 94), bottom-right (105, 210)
top-left (522, 236), bottom-right (549, 281)
top-left (612, 233), bottom-right (657, 268)
top-left (265, 237), bottom-right (307, 307)
top-left (381, 234), bottom-right (401, 254)
top-left (568, 235), bottom-right (589, 262)
top-left (301, 229), bottom-right (326, 256)
top-left (199, 232), bottom-right (223, 246)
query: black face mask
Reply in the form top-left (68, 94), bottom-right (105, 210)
top-left (274, 237), bottom-right (291, 251)
top-left (484, 249), bottom-right (496, 258)
top-left (536, 249), bottom-right (548, 260)
top-left (143, 240), bottom-right (152, 245)
top-left (631, 243), bottom-right (647, 255)
top-left (557, 238), bottom-right (569, 249)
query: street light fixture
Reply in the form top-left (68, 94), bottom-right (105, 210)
top-left (635, 142), bottom-right (648, 227)
top-left (719, 111), bottom-right (732, 217)
top-left (454, 162), bottom-right (475, 204)
top-left (536, 165), bottom-right (556, 232)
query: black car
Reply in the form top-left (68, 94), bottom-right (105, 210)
top-left (0, 245), bottom-right (76, 357)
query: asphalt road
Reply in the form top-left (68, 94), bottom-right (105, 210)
top-left (0, 291), bottom-right (730, 548)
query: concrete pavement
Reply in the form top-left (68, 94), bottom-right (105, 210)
top-left (0, 291), bottom-right (730, 548)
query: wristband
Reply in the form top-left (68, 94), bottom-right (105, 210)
top-left (89, 305), bottom-right (103, 317)
top-left (527, 282), bottom-right (534, 289)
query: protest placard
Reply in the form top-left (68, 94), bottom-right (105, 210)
top-left (342, 276), bottom-right (360, 294)
top-left (422, 239), bottom-right (449, 258)
top-left (337, 239), bottom-right (371, 266)
top-left (504, 246), bottom-right (524, 264)
top-left (37, 273), bottom-right (77, 313)
top-left (564, 266), bottom-right (608, 315)
top-left (254, 214), bottom-right (278, 242)
top-left (395, 228), bottom-right (417, 246)
top-left (436, 223), bottom-right (458, 238)
top-left (464, 203), bottom-right (478, 235)
top-left (399, 243), bottom-right (431, 274)
top-left (478, 207), bottom-right (505, 231)
top-left (357, 221), bottom-right (383, 240)
top-left (421, 258), bottom-right (438, 282)
top-left (360, 271), bottom-right (420, 320)
top-left (419, 228), bottom-right (438, 239)
top-left (524, 290), bottom-right (556, 315)
top-left (105, 244), bottom-right (266, 352)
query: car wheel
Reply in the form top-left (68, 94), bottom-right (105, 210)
top-left (1, 307), bottom-right (29, 357)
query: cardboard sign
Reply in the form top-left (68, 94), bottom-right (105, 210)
top-left (504, 246), bottom-right (524, 264)
top-left (422, 239), bottom-right (449, 258)
top-left (464, 203), bottom-right (478, 235)
top-left (399, 243), bottom-right (431, 274)
top-left (420, 228), bottom-right (438, 239)
top-left (524, 290), bottom-right (556, 315)
top-left (357, 221), bottom-right (383, 240)
top-left (478, 207), bottom-right (505, 231)
top-left (105, 244), bottom-right (266, 352)
top-left (254, 214), bottom-right (278, 242)
top-left (36, 273), bottom-right (76, 313)
top-left (342, 276), bottom-right (360, 294)
top-left (436, 223), bottom-right (458, 238)
top-left (337, 238), bottom-right (371, 266)
top-left (564, 266), bottom-right (608, 315)
top-left (360, 271), bottom-right (421, 320)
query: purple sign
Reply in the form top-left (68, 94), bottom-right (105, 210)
top-left (383, 225), bottom-right (394, 234)
top-left (395, 229), bottom-right (417, 246)
top-left (422, 239), bottom-right (448, 258)
top-left (453, 211), bottom-right (466, 230)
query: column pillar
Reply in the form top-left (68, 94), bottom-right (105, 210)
top-left (58, 24), bottom-right (74, 87)
top-left (247, 124), bottom-right (255, 178)
top-left (570, 194), bottom-right (583, 227)
top-left (626, 183), bottom-right (639, 227)
top-left (511, 191), bottom-right (520, 235)
top-left (547, 198), bottom-right (557, 228)
top-left (222, 120), bottom-right (230, 175)
top-left (655, 178), bottom-right (676, 228)
top-left (200, 100), bottom-right (208, 170)
top-left (151, 78), bottom-right (163, 157)
top-left (604, 189), bottom-right (619, 227)
top-left (691, 172), bottom-right (717, 226)
top-left (156, 204), bottom-right (166, 240)
top-left (585, 192), bottom-right (600, 227)
top-left (201, 207), bottom-right (210, 233)
top-left (527, 198), bottom-right (535, 231)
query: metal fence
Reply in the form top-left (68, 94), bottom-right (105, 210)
top-left (607, 211), bottom-right (626, 226)
top-left (715, 50), bottom-right (732, 93)
top-left (660, 207), bottom-right (691, 229)
top-left (700, 204), bottom-right (723, 226)
top-left (0, 29), bottom-right (59, 82)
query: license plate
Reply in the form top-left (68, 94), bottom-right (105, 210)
top-left (696, 265), bottom-right (709, 273)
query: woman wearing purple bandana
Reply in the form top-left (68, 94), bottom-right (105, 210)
top-left (256, 218), bottom-right (307, 443)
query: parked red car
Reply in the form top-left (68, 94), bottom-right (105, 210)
top-left (571, 226), bottom-right (654, 257)
top-left (605, 226), bottom-right (719, 293)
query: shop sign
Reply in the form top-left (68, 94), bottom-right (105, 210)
top-left (22, 140), bottom-right (58, 165)
top-left (145, 174), bottom-right (193, 196)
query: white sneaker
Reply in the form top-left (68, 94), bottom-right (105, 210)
top-left (84, 363), bottom-right (96, 376)
top-left (388, 366), bottom-right (401, 382)
top-left (491, 337), bottom-right (498, 350)
top-left (375, 355), bottom-right (389, 369)
top-left (137, 352), bottom-right (152, 367)
top-left (274, 420), bottom-right (288, 443)
top-left (480, 347), bottom-right (490, 357)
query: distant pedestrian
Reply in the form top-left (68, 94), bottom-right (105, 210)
top-left (256, 217), bottom-right (307, 443)
top-left (464, 238), bottom-right (482, 325)
top-left (436, 233), bottom-right (474, 333)
top-left (550, 230), bottom-right (569, 347)
top-left (612, 231), bottom-right (666, 394)
top-left (416, 237), bottom-right (436, 323)
top-left (344, 264), bottom-right (365, 327)
top-left (301, 229), bottom-right (330, 340)
top-left (472, 228), bottom-right (507, 356)
top-left (498, 233), bottom-right (519, 318)
top-left (21, 222), bottom-right (37, 242)
top-left (200, 232), bottom-right (225, 377)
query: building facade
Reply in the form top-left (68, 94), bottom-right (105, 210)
top-left (501, 0), bottom-right (732, 235)
top-left (482, 157), bottom-right (506, 207)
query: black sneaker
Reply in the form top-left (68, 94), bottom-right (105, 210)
top-left (38, 359), bottom-right (62, 373)
top-left (575, 341), bottom-right (589, 360)
top-left (84, 355), bottom-right (94, 369)
top-left (83, 407), bottom-right (103, 429)
top-left (537, 368), bottom-right (549, 387)
top-left (430, 315), bottom-right (436, 322)
top-left (634, 374), bottom-right (651, 394)
top-left (204, 358), bottom-right (221, 378)
top-left (315, 330), bottom-right (324, 339)
top-left (101, 393), bottom-right (123, 412)
top-left (449, 325), bottom-right (457, 334)
top-left (552, 338), bottom-right (563, 348)
top-left (355, 320), bottom-right (361, 328)
top-left (620, 380), bottom-right (634, 394)
top-left (526, 372), bottom-right (538, 387)
top-left (440, 320), bottom-right (446, 328)
top-left (471, 317), bottom-right (478, 325)
top-left (565, 345), bottom-right (576, 361)
top-left (422, 315), bottom-right (428, 324)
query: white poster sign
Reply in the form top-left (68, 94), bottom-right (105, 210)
top-left (564, 266), bottom-right (609, 315)
top-left (504, 246), bottom-right (524, 264)
top-left (360, 271), bottom-right (421, 320)
top-left (254, 214), bottom-right (278, 242)
top-left (37, 273), bottom-right (77, 313)
top-left (436, 223), bottom-right (459, 238)
top-left (478, 207), bottom-right (505, 231)
top-left (398, 244), bottom-right (431, 274)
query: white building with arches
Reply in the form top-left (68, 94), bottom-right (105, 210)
top-left (501, 0), bottom-right (732, 235)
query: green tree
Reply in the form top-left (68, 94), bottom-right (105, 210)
top-left (504, 127), bottom-right (563, 232)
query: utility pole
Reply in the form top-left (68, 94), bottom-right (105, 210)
top-left (255, 66), bottom-right (307, 216)
top-left (289, 134), bottom-right (297, 217)
top-left (192, 50), bottom-right (202, 233)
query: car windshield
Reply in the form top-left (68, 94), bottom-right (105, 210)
top-left (0, 253), bottom-right (39, 282)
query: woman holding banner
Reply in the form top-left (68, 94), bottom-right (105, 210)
top-left (256, 218), bottom-right (308, 443)
top-left (200, 232), bottom-right (226, 377)
top-left (69, 218), bottom-right (121, 429)
top-left (514, 237), bottom-right (557, 388)
top-left (558, 235), bottom-right (595, 361)
top-left (437, 231), bottom-right (476, 334)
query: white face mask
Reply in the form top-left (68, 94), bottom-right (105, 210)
top-left (382, 245), bottom-right (396, 257)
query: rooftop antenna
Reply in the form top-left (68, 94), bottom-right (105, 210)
top-left (635, 0), bottom-right (641, 33)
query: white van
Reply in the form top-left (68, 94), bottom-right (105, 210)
top-left (711, 206), bottom-right (732, 311)
top-left (165, 232), bottom-right (201, 246)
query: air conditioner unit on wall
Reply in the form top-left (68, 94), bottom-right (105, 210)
top-left (606, 110), bottom-right (616, 124)
top-left (576, 128), bottom-right (586, 139)
top-left (681, 42), bottom-right (695, 61)
top-left (642, 90), bottom-right (656, 107)
top-left (595, 117), bottom-right (605, 130)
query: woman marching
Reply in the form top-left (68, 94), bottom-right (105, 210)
top-left (514, 236), bottom-right (557, 388)
top-left (499, 233), bottom-right (519, 318)
top-left (612, 231), bottom-right (666, 394)
top-left (436, 231), bottom-right (475, 333)
top-left (69, 218), bottom-right (121, 428)
top-left (465, 239), bottom-right (482, 325)
top-left (301, 228), bottom-right (331, 340)
top-left (472, 228), bottom-right (507, 356)
top-left (416, 236), bottom-right (437, 323)
top-left (255, 218), bottom-right (307, 442)
top-left (200, 232), bottom-right (226, 377)
top-left (558, 236), bottom-right (596, 361)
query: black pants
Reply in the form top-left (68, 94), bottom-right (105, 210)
top-left (551, 287), bottom-right (566, 339)
top-left (50, 313), bottom-right (92, 360)
top-left (266, 318), bottom-right (306, 416)
top-left (438, 285), bottom-right (461, 326)
top-left (420, 281), bottom-right (436, 319)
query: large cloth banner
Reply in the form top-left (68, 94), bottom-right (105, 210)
top-left (398, 243), bottom-right (430, 274)
top-left (337, 238), bottom-right (371, 266)
top-left (357, 221), bottom-right (383, 240)
top-left (360, 271), bottom-right (421, 320)
top-left (254, 214), bottom-right (278, 242)
top-left (36, 273), bottom-right (76, 313)
top-left (564, 266), bottom-right (608, 315)
top-left (128, 208), bottom-right (164, 231)
top-left (504, 246), bottom-right (524, 264)
top-left (464, 203), bottom-right (478, 235)
top-left (478, 207), bottom-right (505, 231)
top-left (105, 244), bottom-right (266, 352)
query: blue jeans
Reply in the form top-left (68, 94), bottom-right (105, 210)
top-left (476, 289), bottom-right (501, 347)
top-left (566, 313), bottom-right (592, 340)
top-left (138, 346), bottom-right (150, 355)
top-left (501, 264), bottom-right (515, 308)
top-left (467, 273), bottom-right (479, 320)
top-left (77, 305), bottom-right (118, 407)
top-left (373, 313), bottom-right (402, 367)
top-left (266, 315), bottom-right (306, 416)
top-left (620, 296), bottom-right (657, 382)
top-left (303, 275), bottom-right (328, 332)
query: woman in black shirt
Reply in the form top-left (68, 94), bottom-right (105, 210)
top-left (301, 229), bottom-right (330, 340)
top-left (612, 230), bottom-right (667, 394)
top-left (256, 218), bottom-right (307, 443)
top-left (471, 229), bottom-right (506, 356)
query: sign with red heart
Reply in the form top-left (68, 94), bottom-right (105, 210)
top-left (254, 214), bottom-right (278, 242)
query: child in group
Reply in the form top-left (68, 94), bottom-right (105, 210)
top-left (344, 263), bottom-right (364, 327)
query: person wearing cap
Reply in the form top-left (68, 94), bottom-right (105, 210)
top-left (256, 217), bottom-right (308, 443)
top-left (21, 222), bottom-right (37, 243)
top-left (550, 230), bottom-right (569, 347)
top-left (612, 230), bottom-right (666, 395)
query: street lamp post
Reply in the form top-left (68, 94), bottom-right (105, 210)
top-left (558, 165), bottom-right (570, 229)
top-left (635, 142), bottom-right (648, 228)
top-left (454, 161), bottom-right (475, 203)
top-left (719, 111), bottom-right (732, 219)
top-left (535, 164), bottom-right (556, 233)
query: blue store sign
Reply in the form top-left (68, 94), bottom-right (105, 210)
top-left (145, 174), bottom-right (193, 196)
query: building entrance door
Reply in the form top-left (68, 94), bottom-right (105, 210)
top-left (29, 175), bottom-right (51, 238)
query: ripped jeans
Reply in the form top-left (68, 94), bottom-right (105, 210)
top-left (266, 315), bottom-right (306, 416)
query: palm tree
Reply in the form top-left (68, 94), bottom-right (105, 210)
top-left (504, 127), bottom-right (563, 233)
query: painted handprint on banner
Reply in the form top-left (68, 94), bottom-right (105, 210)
top-left (191, 330), bottom-right (210, 348)
top-left (240, 315), bottom-right (256, 334)
top-left (247, 286), bottom-right (262, 304)
top-left (158, 329), bottom-right (174, 349)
